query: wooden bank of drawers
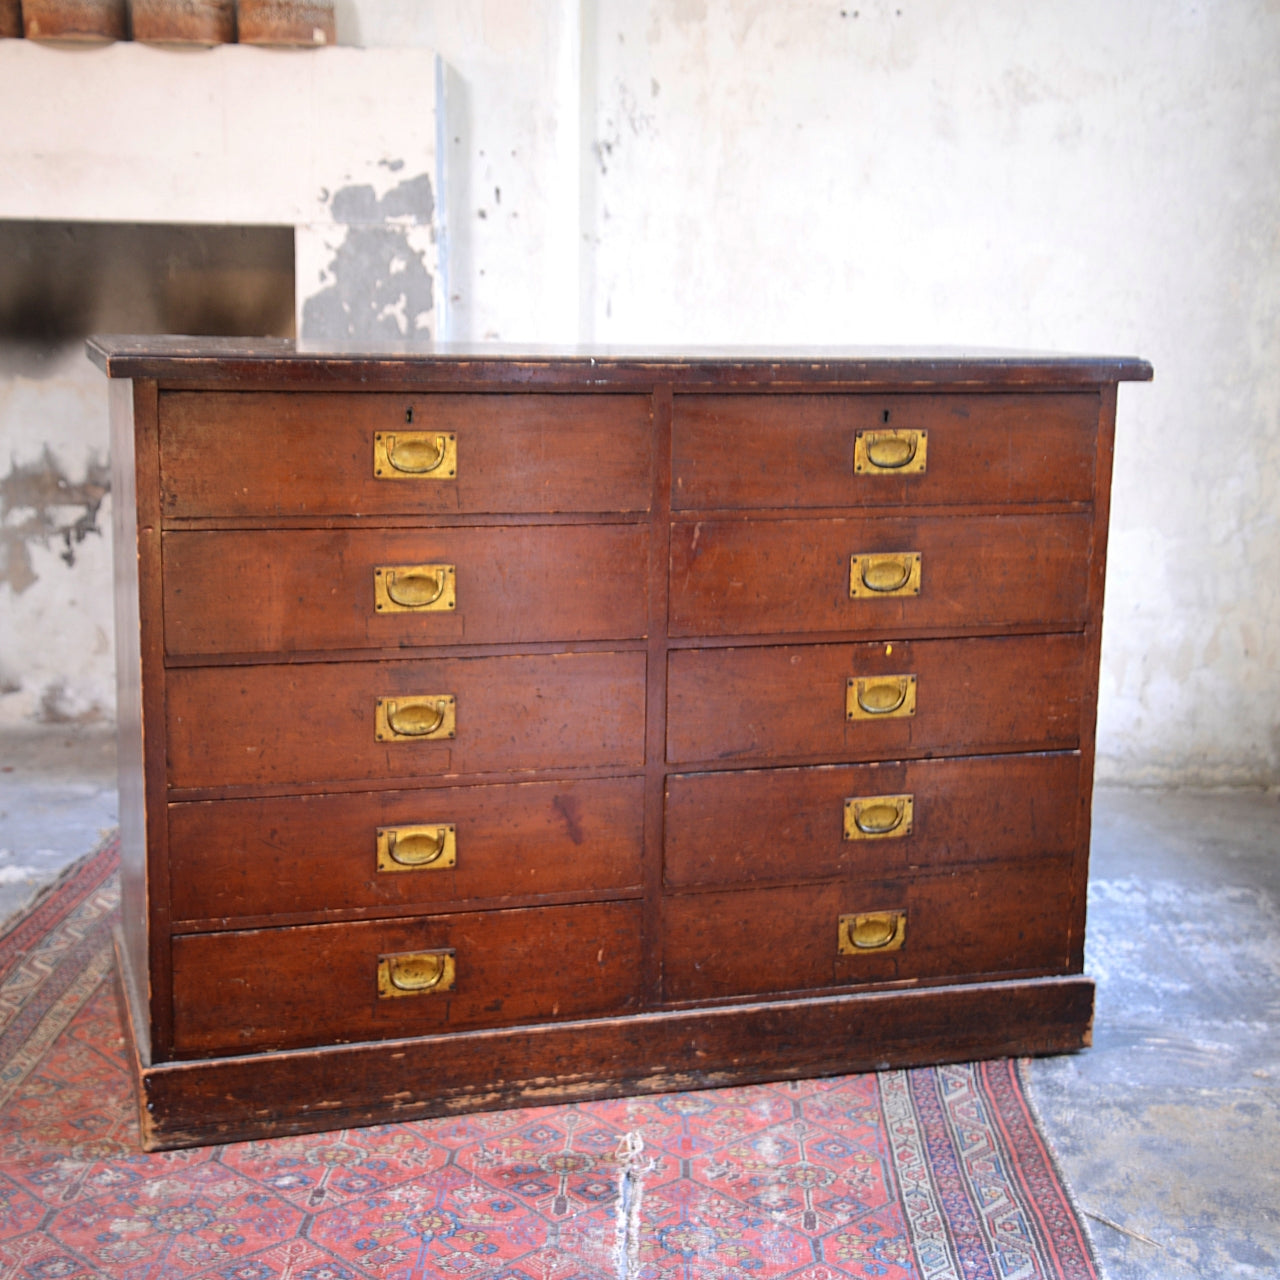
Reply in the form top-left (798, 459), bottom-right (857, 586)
top-left (98, 339), bottom-right (1149, 1148)
top-left (154, 389), bottom-right (653, 1055)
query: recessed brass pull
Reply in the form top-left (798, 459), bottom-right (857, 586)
top-left (374, 564), bottom-right (456, 613)
top-left (850, 552), bottom-right (921, 597)
top-left (846, 674), bottom-right (917, 720)
top-left (844, 794), bottom-right (914, 841)
top-left (375, 695), bottom-right (456, 741)
top-left (855, 429), bottom-right (927, 474)
top-left (377, 949), bottom-right (456, 998)
top-left (373, 431), bottom-right (457, 479)
top-left (377, 824), bottom-right (457, 872)
top-left (837, 910), bottom-right (907, 954)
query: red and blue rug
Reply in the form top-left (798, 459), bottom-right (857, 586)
top-left (0, 839), bottom-right (1101, 1279)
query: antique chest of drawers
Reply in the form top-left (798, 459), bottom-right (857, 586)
top-left (92, 337), bottom-right (1150, 1149)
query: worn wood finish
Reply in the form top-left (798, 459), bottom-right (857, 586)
top-left (159, 391), bottom-right (653, 518)
top-left (234, 0), bottom-right (331, 44)
top-left (0, 0), bottom-right (22, 38)
top-left (662, 860), bottom-right (1076, 1003)
top-left (673, 393), bottom-right (1099, 510)
top-left (162, 524), bottom-right (648, 655)
top-left (97, 339), bottom-right (1148, 1147)
top-left (129, 0), bottom-right (234, 42)
top-left (664, 752), bottom-right (1083, 889)
top-left (89, 336), bottom-right (1154, 390)
top-left (666, 634), bottom-right (1088, 765)
top-left (166, 651), bottom-right (648, 790)
top-left (123, 972), bottom-right (1095, 1149)
top-left (23, 0), bottom-right (124, 38)
top-left (669, 512), bottom-right (1092, 639)
top-left (168, 776), bottom-right (645, 925)
top-left (171, 900), bottom-right (643, 1056)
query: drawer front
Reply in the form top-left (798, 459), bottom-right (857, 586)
top-left (167, 651), bottom-right (646, 789)
top-left (169, 776), bottom-right (646, 923)
top-left (672, 393), bottom-right (1099, 510)
top-left (159, 392), bottom-right (653, 518)
top-left (171, 900), bottom-right (643, 1056)
top-left (662, 863), bottom-right (1075, 1003)
top-left (669, 513), bottom-right (1092, 638)
top-left (667, 634), bottom-right (1087, 765)
top-left (163, 524), bottom-right (649, 656)
top-left (664, 753), bottom-right (1082, 890)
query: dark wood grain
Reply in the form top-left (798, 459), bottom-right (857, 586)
top-left (88, 335), bottom-right (1154, 390)
top-left (234, 0), bottom-right (332, 45)
top-left (123, 971), bottom-right (1094, 1149)
top-left (23, 0), bottom-right (124, 38)
top-left (673, 392), bottom-right (1099, 510)
top-left (664, 752), bottom-right (1083, 889)
top-left (162, 524), bottom-right (648, 656)
top-left (168, 775), bottom-right (645, 924)
top-left (0, 0), bottom-right (22, 38)
top-left (666, 634), bottom-right (1087, 765)
top-left (129, 0), bottom-right (234, 42)
top-left (662, 861), bottom-right (1076, 1003)
top-left (99, 342), bottom-right (1144, 1147)
top-left (166, 651), bottom-right (647, 790)
top-left (669, 513), bottom-right (1091, 638)
top-left (170, 900), bottom-right (643, 1057)
top-left (158, 391), bottom-right (653, 519)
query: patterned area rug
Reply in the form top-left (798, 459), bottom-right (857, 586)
top-left (0, 839), bottom-right (1101, 1280)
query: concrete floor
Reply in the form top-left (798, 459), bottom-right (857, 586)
top-left (0, 731), bottom-right (1276, 1280)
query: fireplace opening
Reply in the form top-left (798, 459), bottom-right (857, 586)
top-left (0, 219), bottom-right (294, 726)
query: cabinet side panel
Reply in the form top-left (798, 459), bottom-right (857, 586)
top-left (110, 378), bottom-right (149, 1060)
top-left (112, 378), bottom-right (171, 1060)
top-left (1069, 382), bottom-right (1121, 969)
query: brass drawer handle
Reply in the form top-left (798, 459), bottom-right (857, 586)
top-left (837, 910), bottom-right (907, 954)
top-left (850, 552), bottom-right (921, 597)
top-left (375, 695), bottom-right (456, 741)
top-left (855, 429), bottom-right (927, 474)
top-left (373, 431), bottom-right (457, 479)
top-left (378, 949), bottom-right (456, 998)
top-left (374, 564), bottom-right (456, 613)
top-left (844, 794), bottom-right (914, 840)
top-left (846, 674), bottom-right (917, 720)
top-left (377, 824), bottom-right (457, 872)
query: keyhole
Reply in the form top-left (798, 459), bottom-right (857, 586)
top-left (882, 409), bottom-right (891, 423)
top-left (405, 407), bottom-right (414, 424)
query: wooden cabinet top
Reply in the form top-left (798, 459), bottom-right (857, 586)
top-left (87, 336), bottom-right (1152, 390)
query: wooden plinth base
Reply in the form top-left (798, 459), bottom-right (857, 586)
top-left (115, 934), bottom-right (1093, 1152)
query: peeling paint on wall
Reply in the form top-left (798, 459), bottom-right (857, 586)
top-left (1, 447), bottom-right (109, 594)
top-left (301, 173), bottom-right (436, 342)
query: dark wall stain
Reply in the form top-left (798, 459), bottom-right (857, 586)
top-left (1, 447), bottom-right (110, 593)
top-left (301, 174), bottom-right (436, 343)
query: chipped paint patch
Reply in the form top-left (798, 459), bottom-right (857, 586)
top-left (613, 1132), bottom-right (649, 1280)
top-left (1, 446), bottom-right (109, 594)
top-left (300, 173), bottom-right (437, 343)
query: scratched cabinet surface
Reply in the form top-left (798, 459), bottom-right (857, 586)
top-left (95, 337), bottom-right (1149, 1149)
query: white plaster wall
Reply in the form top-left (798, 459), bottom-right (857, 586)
top-left (0, 45), bottom-right (438, 733)
top-left (339, 0), bottom-right (1279, 786)
top-left (2, 1), bottom-right (1276, 786)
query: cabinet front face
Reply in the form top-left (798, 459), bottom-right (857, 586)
top-left (666, 635), bottom-right (1089, 766)
top-left (170, 900), bottom-right (645, 1056)
top-left (169, 776), bottom-right (647, 925)
top-left (663, 752), bottom-right (1084, 890)
top-left (671, 392), bottom-right (1100, 510)
top-left (668, 513), bottom-right (1093, 638)
top-left (661, 862), bottom-right (1077, 1004)
top-left (163, 525), bottom-right (650, 656)
top-left (165, 651), bottom-right (648, 790)
top-left (101, 342), bottom-right (1139, 1145)
top-left (159, 391), bottom-right (655, 517)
